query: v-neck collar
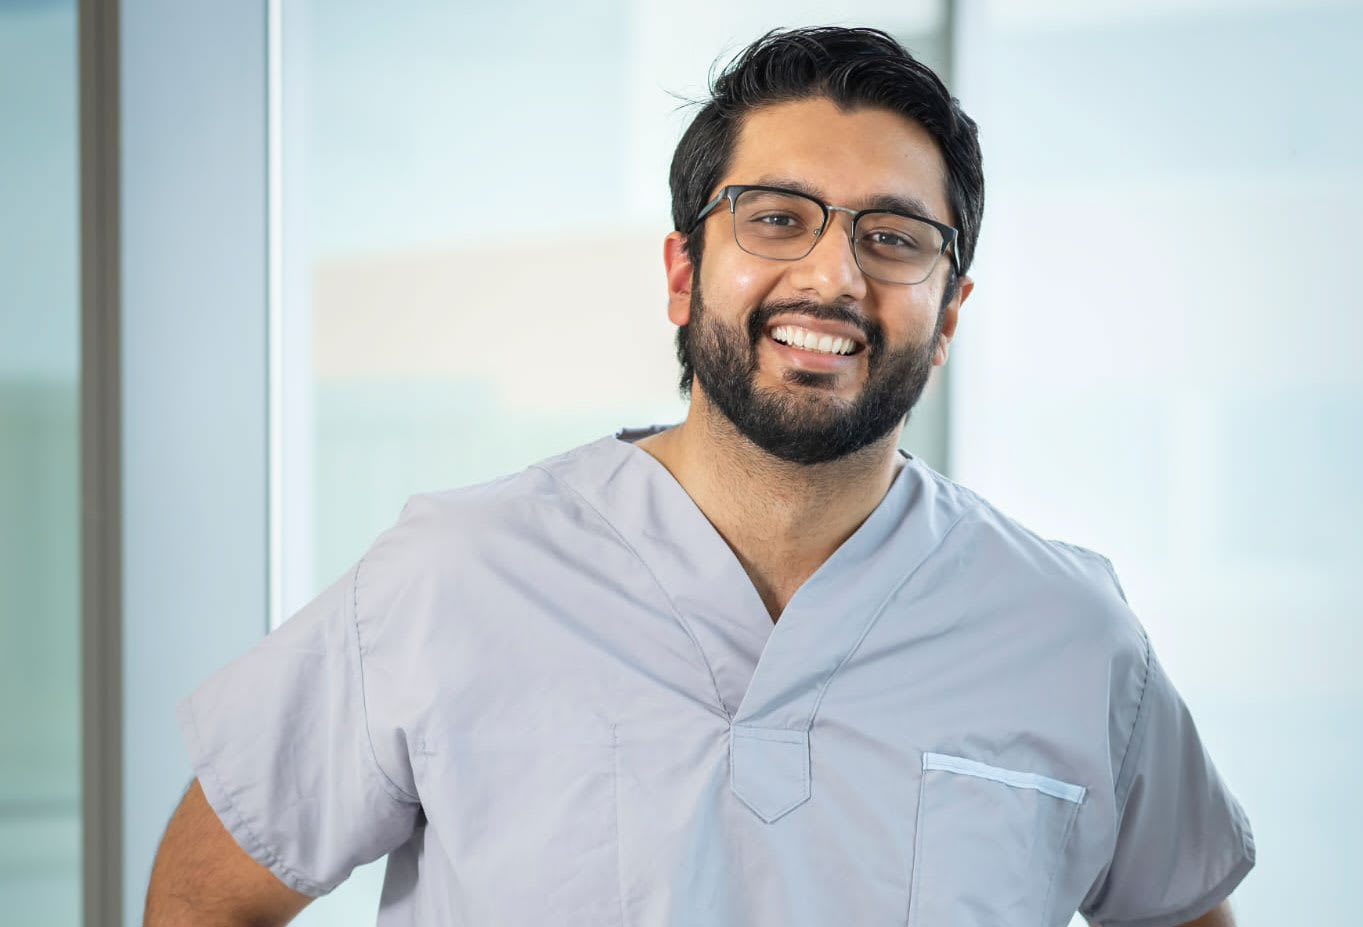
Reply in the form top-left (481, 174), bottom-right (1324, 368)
top-left (536, 428), bottom-right (973, 728)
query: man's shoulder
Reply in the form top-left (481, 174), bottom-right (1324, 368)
top-left (909, 459), bottom-right (1145, 652)
top-left (382, 457), bottom-right (583, 553)
top-left (343, 444), bottom-right (608, 639)
top-left (908, 458), bottom-right (1120, 577)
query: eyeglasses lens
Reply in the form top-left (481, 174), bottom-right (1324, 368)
top-left (731, 189), bottom-right (945, 285)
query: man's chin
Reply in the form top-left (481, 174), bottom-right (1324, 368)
top-left (752, 364), bottom-right (862, 401)
top-left (724, 403), bottom-right (866, 458)
top-left (781, 370), bottom-right (849, 393)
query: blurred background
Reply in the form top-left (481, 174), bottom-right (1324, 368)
top-left (2, 0), bottom-right (1359, 923)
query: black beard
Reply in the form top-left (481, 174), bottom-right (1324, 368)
top-left (678, 280), bottom-right (944, 465)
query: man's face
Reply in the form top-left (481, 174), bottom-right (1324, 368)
top-left (666, 97), bottom-right (972, 465)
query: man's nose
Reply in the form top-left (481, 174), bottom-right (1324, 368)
top-left (787, 210), bottom-right (868, 303)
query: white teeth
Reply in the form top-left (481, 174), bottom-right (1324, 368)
top-left (771, 325), bottom-right (856, 355)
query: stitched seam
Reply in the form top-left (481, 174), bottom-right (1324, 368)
top-left (1112, 627), bottom-right (1155, 812)
top-left (1041, 793), bottom-right (1085, 923)
top-left (351, 557), bottom-right (421, 803)
top-left (805, 504), bottom-right (981, 731)
top-left (904, 769), bottom-right (929, 926)
top-left (531, 463), bottom-right (730, 721)
top-left (183, 699), bottom-right (328, 896)
top-left (611, 724), bottom-right (628, 927)
top-left (732, 726), bottom-right (806, 744)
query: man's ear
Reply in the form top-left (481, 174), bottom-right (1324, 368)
top-left (933, 273), bottom-right (973, 367)
top-left (664, 231), bottom-right (695, 326)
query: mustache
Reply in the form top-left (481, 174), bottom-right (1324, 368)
top-left (744, 299), bottom-right (884, 355)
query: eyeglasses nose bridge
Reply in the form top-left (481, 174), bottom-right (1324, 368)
top-left (811, 203), bottom-right (860, 244)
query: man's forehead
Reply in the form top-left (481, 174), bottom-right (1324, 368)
top-left (725, 98), bottom-right (952, 225)
top-left (750, 173), bottom-right (937, 222)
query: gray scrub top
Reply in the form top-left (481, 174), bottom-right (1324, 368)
top-left (179, 427), bottom-right (1255, 927)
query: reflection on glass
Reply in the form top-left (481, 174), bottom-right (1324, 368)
top-left (0, 0), bottom-right (81, 923)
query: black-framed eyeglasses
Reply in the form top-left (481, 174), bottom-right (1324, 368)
top-left (688, 184), bottom-right (960, 285)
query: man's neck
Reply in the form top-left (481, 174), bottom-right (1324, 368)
top-left (634, 399), bottom-right (904, 622)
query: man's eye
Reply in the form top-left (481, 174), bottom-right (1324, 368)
top-left (865, 230), bottom-right (916, 248)
top-left (754, 213), bottom-right (802, 226)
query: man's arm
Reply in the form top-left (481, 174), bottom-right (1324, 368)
top-left (1088, 899), bottom-right (1237, 927)
top-left (1178, 899), bottom-right (1236, 926)
top-left (144, 779), bottom-right (314, 927)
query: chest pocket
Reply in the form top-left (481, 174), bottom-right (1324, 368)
top-left (908, 751), bottom-right (1086, 927)
top-left (414, 727), bottom-right (623, 927)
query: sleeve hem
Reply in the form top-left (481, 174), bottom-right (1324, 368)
top-left (177, 695), bottom-right (332, 899)
top-left (1087, 832), bottom-right (1255, 927)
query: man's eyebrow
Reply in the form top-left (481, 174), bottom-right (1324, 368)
top-left (752, 175), bottom-right (941, 223)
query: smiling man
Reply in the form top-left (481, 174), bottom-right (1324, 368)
top-left (147, 27), bottom-right (1255, 927)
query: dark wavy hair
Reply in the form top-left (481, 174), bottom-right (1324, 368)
top-left (668, 27), bottom-right (984, 393)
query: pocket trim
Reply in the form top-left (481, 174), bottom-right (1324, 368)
top-left (921, 752), bottom-right (1086, 804)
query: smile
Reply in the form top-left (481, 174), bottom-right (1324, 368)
top-left (768, 324), bottom-right (860, 356)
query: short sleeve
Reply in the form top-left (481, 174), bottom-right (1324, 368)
top-left (177, 563), bottom-right (422, 897)
top-left (1080, 638), bottom-right (1256, 926)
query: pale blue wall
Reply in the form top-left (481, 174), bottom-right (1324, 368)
top-left (0, 1), bottom-right (80, 922)
top-left (119, 2), bottom-right (270, 924)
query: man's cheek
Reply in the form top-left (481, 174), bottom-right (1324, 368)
top-left (713, 256), bottom-right (777, 303)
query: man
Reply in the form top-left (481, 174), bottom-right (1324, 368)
top-left (146, 27), bottom-right (1254, 927)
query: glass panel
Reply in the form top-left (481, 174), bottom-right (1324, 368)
top-left (0, 0), bottom-right (81, 923)
top-left (283, 3), bottom-right (947, 922)
top-left (951, 2), bottom-right (1362, 923)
